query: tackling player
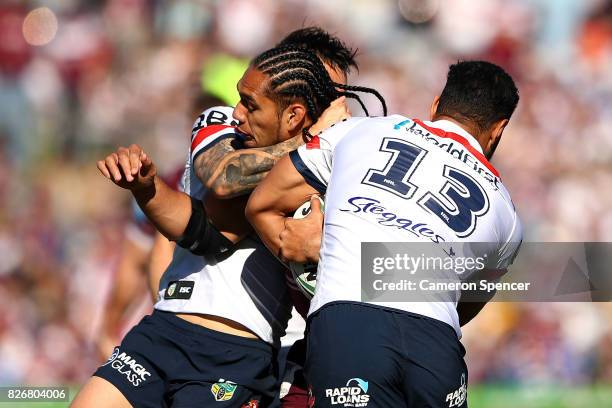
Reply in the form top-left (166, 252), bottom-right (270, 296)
top-left (247, 61), bottom-right (521, 408)
top-left (75, 30), bottom-right (383, 408)
top-left (95, 92), bottom-right (228, 361)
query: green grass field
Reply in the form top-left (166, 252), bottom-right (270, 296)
top-left (468, 385), bottom-right (612, 408)
top-left (1, 386), bottom-right (611, 407)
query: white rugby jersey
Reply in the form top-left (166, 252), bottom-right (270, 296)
top-left (154, 106), bottom-right (293, 346)
top-left (291, 116), bottom-right (522, 337)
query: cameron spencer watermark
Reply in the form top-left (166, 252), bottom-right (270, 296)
top-left (371, 278), bottom-right (531, 293)
top-left (361, 242), bottom-right (612, 302)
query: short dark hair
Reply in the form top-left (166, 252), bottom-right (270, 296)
top-left (436, 61), bottom-right (519, 131)
top-left (277, 26), bottom-right (358, 78)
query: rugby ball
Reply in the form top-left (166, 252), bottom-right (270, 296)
top-left (288, 197), bottom-right (324, 299)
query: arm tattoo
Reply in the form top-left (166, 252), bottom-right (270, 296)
top-left (195, 135), bottom-right (303, 198)
top-left (194, 138), bottom-right (236, 189)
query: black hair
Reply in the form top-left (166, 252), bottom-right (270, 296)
top-left (436, 61), bottom-right (519, 131)
top-left (252, 45), bottom-right (386, 121)
top-left (277, 26), bottom-right (358, 77)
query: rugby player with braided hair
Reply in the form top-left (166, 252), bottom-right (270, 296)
top-left (75, 29), bottom-right (385, 408)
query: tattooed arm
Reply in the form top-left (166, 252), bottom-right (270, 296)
top-left (195, 134), bottom-right (303, 199)
top-left (194, 96), bottom-right (350, 199)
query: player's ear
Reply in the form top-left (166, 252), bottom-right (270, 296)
top-left (285, 103), bottom-right (308, 133)
top-left (491, 118), bottom-right (508, 140)
top-left (484, 118), bottom-right (509, 158)
top-left (430, 95), bottom-right (441, 120)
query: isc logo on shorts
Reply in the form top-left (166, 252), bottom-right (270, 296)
top-left (325, 378), bottom-right (370, 407)
top-left (103, 347), bottom-right (151, 387)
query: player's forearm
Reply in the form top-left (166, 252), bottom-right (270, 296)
top-left (246, 154), bottom-right (317, 260)
top-left (246, 209), bottom-right (286, 261)
top-left (132, 175), bottom-right (191, 241)
top-left (197, 135), bottom-right (303, 199)
top-left (102, 239), bottom-right (147, 334)
top-left (147, 232), bottom-right (175, 301)
top-left (207, 153), bottom-right (274, 199)
top-left (245, 178), bottom-right (288, 259)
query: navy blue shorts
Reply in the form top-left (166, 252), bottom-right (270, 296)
top-left (305, 302), bottom-right (468, 408)
top-left (94, 310), bottom-right (276, 407)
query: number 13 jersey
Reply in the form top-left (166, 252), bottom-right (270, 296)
top-left (290, 116), bottom-right (522, 337)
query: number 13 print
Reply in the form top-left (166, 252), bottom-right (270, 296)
top-left (362, 138), bottom-right (489, 237)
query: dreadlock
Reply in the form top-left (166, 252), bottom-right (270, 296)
top-left (252, 45), bottom-right (387, 121)
top-left (335, 83), bottom-right (388, 117)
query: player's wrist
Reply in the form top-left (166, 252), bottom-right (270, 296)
top-left (287, 132), bottom-right (306, 149)
top-left (131, 174), bottom-right (158, 200)
top-left (302, 127), bottom-right (316, 141)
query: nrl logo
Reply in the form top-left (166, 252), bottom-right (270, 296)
top-left (166, 283), bottom-right (177, 297)
top-left (211, 379), bottom-right (237, 402)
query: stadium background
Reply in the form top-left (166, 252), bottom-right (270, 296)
top-left (1, 0), bottom-right (612, 406)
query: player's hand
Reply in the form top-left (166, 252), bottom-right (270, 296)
top-left (308, 96), bottom-right (351, 136)
top-left (279, 196), bottom-right (323, 264)
top-left (97, 144), bottom-right (157, 191)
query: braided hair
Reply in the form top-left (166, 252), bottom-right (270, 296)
top-left (251, 45), bottom-right (387, 121)
top-left (277, 26), bottom-right (359, 77)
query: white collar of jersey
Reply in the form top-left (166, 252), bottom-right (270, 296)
top-left (426, 119), bottom-right (484, 154)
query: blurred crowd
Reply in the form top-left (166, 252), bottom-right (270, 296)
top-left (1, 0), bottom-right (612, 389)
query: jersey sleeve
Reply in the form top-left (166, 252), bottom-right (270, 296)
top-left (288, 138), bottom-right (331, 194)
top-left (179, 152), bottom-right (191, 194)
top-left (190, 106), bottom-right (240, 162)
top-left (496, 214), bottom-right (523, 269)
top-left (487, 212), bottom-right (523, 270)
top-left (289, 117), bottom-right (365, 194)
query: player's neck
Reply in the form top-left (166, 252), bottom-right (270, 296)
top-left (432, 115), bottom-right (488, 152)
